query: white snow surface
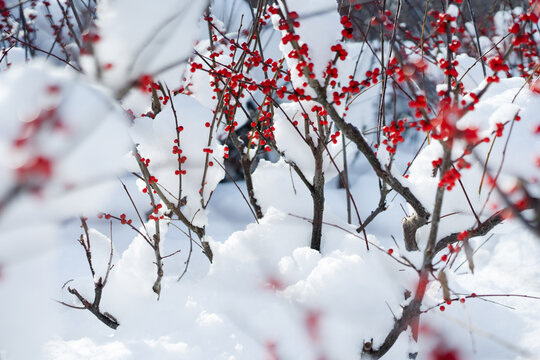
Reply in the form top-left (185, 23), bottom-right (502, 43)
top-left (0, 62), bottom-right (132, 265)
top-left (1, 1), bottom-right (540, 360)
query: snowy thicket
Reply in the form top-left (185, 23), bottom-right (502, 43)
top-left (1, 0), bottom-right (540, 359)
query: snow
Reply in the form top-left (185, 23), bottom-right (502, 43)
top-left (273, 100), bottom-right (343, 181)
top-left (455, 54), bottom-right (492, 90)
top-left (273, 0), bottom-right (341, 85)
top-left (0, 61), bottom-right (132, 261)
top-left (82, 0), bottom-right (206, 94)
top-left (1, 1), bottom-right (540, 360)
top-left (3, 174), bottom-right (539, 359)
top-left (44, 338), bottom-right (132, 360)
top-left (407, 78), bottom-right (540, 240)
top-left (87, 228), bottom-right (116, 284)
top-left (129, 94), bottom-right (225, 227)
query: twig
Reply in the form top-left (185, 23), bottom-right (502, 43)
top-left (60, 219), bottom-right (119, 329)
top-left (67, 286), bottom-right (119, 329)
top-left (434, 210), bottom-right (505, 253)
top-left (10, 36), bottom-right (80, 71)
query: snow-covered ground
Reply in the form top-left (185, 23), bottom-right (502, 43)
top-left (1, 169), bottom-right (540, 359)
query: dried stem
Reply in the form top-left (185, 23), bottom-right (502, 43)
top-left (60, 218), bottom-right (119, 330)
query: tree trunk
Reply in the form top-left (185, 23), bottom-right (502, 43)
top-left (310, 147), bottom-right (325, 251)
top-left (241, 156), bottom-right (264, 219)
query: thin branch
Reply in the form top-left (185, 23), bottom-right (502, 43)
top-left (10, 35), bottom-right (80, 71)
top-left (434, 210), bottom-right (505, 253)
top-left (67, 287), bottom-right (119, 329)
